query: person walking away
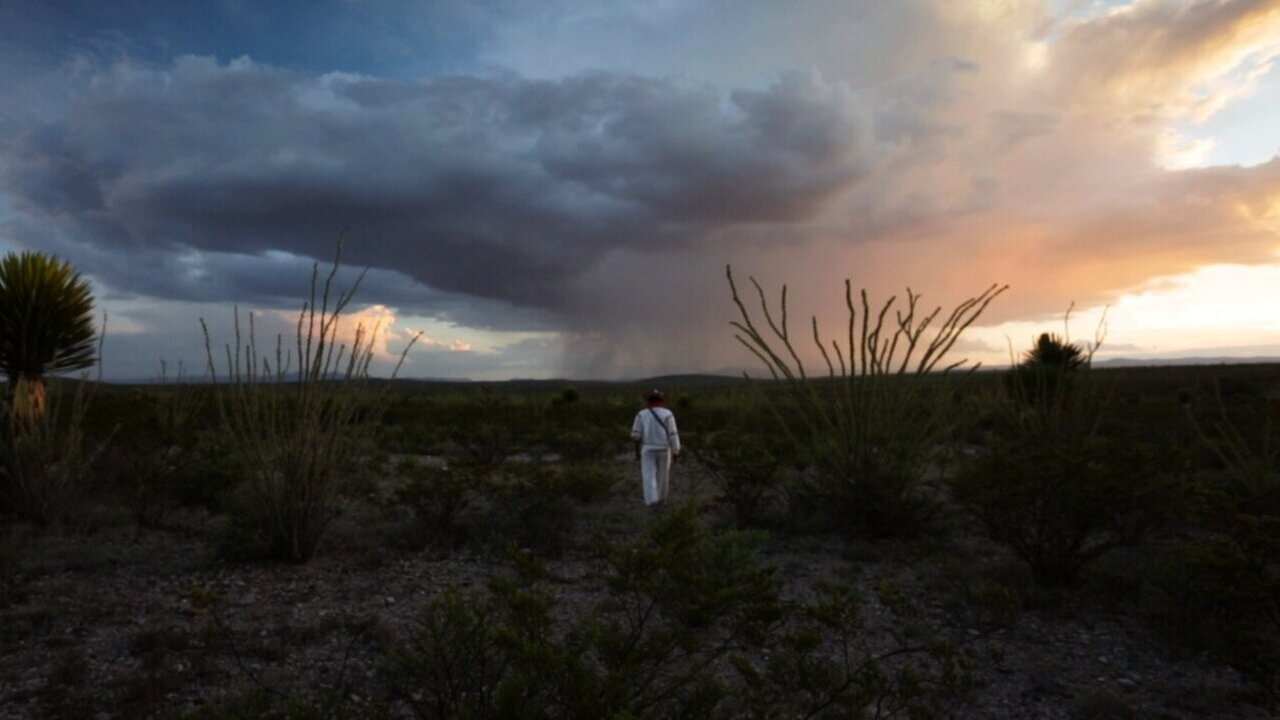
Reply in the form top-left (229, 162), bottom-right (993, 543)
top-left (632, 389), bottom-right (681, 506)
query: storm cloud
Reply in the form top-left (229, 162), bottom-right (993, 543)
top-left (2, 0), bottom-right (1280, 378)
top-left (1, 57), bottom-right (871, 316)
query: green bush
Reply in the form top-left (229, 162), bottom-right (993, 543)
top-left (953, 434), bottom-right (1182, 587)
top-left (954, 327), bottom-right (1185, 587)
top-left (383, 508), bottom-right (780, 718)
top-left (169, 430), bottom-right (246, 513)
top-left (487, 463), bottom-right (582, 555)
top-left (447, 388), bottom-right (531, 465)
top-left (390, 459), bottom-right (617, 554)
top-left (543, 426), bottom-right (620, 463)
top-left (100, 367), bottom-right (207, 527)
top-left (555, 461), bottom-right (619, 504)
top-left (0, 379), bottom-right (99, 526)
top-left (392, 462), bottom-right (485, 550)
top-left (697, 429), bottom-right (784, 527)
top-left (729, 579), bottom-right (976, 718)
top-left (1152, 523), bottom-right (1280, 702)
top-left (384, 508), bottom-right (977, 718)
top-left (1157, 391), bottom-right (1280, 702)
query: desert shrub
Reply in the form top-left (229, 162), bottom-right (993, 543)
top-left (101, 364), bottom-right (208, 528)
top-left (186, 689), bottom-right (375, 720)
top-left (392, 459), bottom-right (617, 554)
top-left (697, 428), bottom-right (784, 527)
top-left (392, 461), bottom-right (486, 550)
top-left (1157, 391), bottom-right (1280, 701)
top-left (203, 242), bottom-right (419, 563)
top-left (729, 579), bottom-right (976, 718)
top-left (542, 387), bottom-right (628, 462)
top-left (556, 385), bottom-right (580, 405)
top-left (543, 426), bottom-right (620, 463)
top-left (953, 433), bottom-right (1183, 587)
top-left (447, 388), bottom-right (532, 465)
top-left (1152, 528), bottom-right (1280, 703)
top-left (1069, 688), bottom-right (1136, 720)
top-left (382, 586), bottom-right (515, 718)
top-left (954, 329), bottom-right (1185, 587)
top-left (384, 508), bottom-right (976, 719)
top-left (727, 267), bottom-right (1005, 538)
top-left (169, 429), bottom-right (247, 512)
top-left (499, 462), bottom-right (618, 553)
top-left (555, 461), bottom-right (619, 503)
top-left (0, 378), bottom-right (101, 526)
top-left (927, 555), bottom-right (1025, 632)
top-left (383, 508), bottom-right (781, 718)
top-left (487, 463), bottom-right (581, 555)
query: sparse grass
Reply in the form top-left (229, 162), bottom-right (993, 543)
top-left (0, 376), bottom-right (102, 527)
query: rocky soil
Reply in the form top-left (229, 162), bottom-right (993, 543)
top-left (0, 460), bottom-right (1273, 719)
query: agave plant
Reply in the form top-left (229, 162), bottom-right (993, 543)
top-left (0, 251), bottom-right (97, 427)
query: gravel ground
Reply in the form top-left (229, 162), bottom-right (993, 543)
top-left (0, 462), bottom-right (1272, 719)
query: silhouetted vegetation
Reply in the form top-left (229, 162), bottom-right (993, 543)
top-left (0, 252), bottom-right (103, 526)
top-left (0, 251), bottom-right (98, 427)
top-left (726, 266), bottom-right (1006, 537)
top-left (5, 257), bottom-right (1280, 717)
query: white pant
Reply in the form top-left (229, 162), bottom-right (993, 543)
top-left (640, 447), bottom-right (672, 505)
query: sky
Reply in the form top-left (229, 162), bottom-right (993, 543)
top-left (1, 0), bottom-right (1279, 381)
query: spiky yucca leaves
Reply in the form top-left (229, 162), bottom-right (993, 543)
top-left (1024, 332), bottom-right (1086, 371)
top-left (954, 318), bottom-right (1185, 587)
top-left (1008, 332), bottom-right (1090, 410)
top-left (0, 252), bottom-right (97, 427)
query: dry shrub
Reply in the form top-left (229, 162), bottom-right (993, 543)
top-left (0, 378), bottom-right (101, 527)
top-left (203, 241), bottom-right (418, 562)
top-left (727, 266), bottom-right (1005, 537)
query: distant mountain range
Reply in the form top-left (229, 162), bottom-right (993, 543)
top-left (1092, 355), bottom-right (1280, 368)
top-left (98, 357), bottom-right (1280, 385)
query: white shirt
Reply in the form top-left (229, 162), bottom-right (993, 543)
top-left (631, 406), bottom-right (681, 453)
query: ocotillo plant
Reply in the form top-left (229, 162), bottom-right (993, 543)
top-left (202, 239), bottom-right (419, 562)
top-left (726, 266), bottom-right (1006, 535)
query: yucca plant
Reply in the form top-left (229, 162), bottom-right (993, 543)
top-left (0, 252), bottom-right (97, 428)
top-left (952, 317), bottom-right (1184, 587)
top-left (1024, 332), bottom-right (1087, 370)
top-left (1007, 331), bottom-right (1091, 413)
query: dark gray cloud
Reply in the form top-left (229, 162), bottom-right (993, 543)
top-left (5, 1), bottom-right (1280, 381)
top-left (1, 56), bottom-right (873, 331)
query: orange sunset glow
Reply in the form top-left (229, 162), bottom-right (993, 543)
top-left (1, 0), bottom-right (1278, 379)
